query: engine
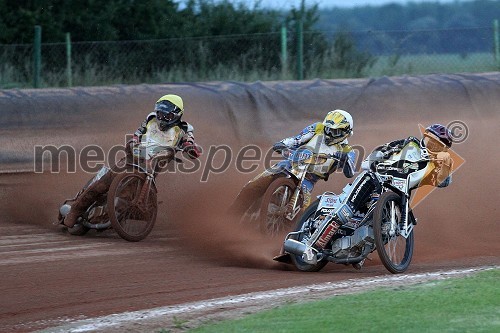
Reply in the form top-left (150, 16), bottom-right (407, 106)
top-left (330, 225), bottom-right (374, 259)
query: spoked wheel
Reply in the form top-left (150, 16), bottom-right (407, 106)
top-left (373, 191), bottom-right (414, 274)
top-left (259, 177), bottom-right (300, 236)
top-left (289, 199), bottom-right (328, 272)
top-left (239, 199), bottom-right (262, 229)
top-left (107, 172), bottom-right (158, 242)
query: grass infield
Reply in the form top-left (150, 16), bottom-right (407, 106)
top-left (187, 269), bottom-right (500, 333)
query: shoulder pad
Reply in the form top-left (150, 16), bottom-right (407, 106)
top-left (146, 112), bottom-right (156, 123)
top-left (297, 123), bottom-right (318, 135)
top-left (407, 136), bottom-right (419, 143)
top-left (312, 122), bottom-right (324, 134)
top-left (179, 121), bottom-right (193, 133)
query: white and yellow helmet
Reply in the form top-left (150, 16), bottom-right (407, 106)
top-left (154, 94), bottom-right (184, 130)
top-left (322, 109), bottom-right (353, 144)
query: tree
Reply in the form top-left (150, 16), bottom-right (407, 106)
top-left (286, 0), bottom-right (328, 77)
top-left (332, 31), bottom-right (375, 76)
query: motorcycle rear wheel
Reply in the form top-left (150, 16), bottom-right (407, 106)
top-left (107, 172), bottom-right (157, 242)
top-left (289, 199), bottom-right (328, 272)
top-left (373, 191), bottom-right (414, 274)
top-left (259, 177), bottom-right (299, 236)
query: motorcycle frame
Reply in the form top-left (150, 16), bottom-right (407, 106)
top-left (59, 147), bottom-right (181, 228)
top-left (283, 167), bottom-right (308, 221)
top-left (375, 171), bottom-right (415, 239)
top-left (282, 169), bottom-right (416, 264)
top-left (280, 149), bottom-right (339, 221)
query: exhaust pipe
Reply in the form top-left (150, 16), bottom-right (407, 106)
top-left (283, 239), bottom-right (307, 255)
top-left (284, 239), bottom-right (319, 264)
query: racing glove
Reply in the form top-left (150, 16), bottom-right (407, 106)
top-left (272, 142), bottom-right (287, 154)
top-left (125, 135), bottom-right (140, 156)
top-left (182, 141), bottom-right (202, 159)
top-left (433, 151), bottom-right (453, 187)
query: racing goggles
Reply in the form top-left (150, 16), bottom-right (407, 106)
top-left (324, 127), bottom-right (345, 138)
top-left (156, 110), bottom-right (178, 122)
top-left (155, 101), bottom-right (181, 121)
top-left (423, 134), bottom-right (448, 153)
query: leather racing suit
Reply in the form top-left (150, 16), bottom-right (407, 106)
top-left (229, 122), bottom-right (356, 215)
top-left (306, 136), bottom-right (453, 251)
top-left (62, 113), bottom-right (200, 228)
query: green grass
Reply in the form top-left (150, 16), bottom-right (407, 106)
top-left (187, 269), bottom-right (500, 333)
top-left (369, 52), bottom-right (498, 77)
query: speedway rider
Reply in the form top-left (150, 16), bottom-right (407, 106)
top-left (298, 123), bottom-right (454, 259)
top-left (230, 110), bottom-right (357, 214)
top-left (62, 94), bottom-right (202, 228)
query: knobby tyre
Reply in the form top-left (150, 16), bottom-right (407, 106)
top-left (373, 191), bottom-right (414, 274)
top-left (259, 177), bottom-right (298, 236)
top-left (289, 199), bottom-right (328, 272)
top-left (107, 172), bottom-right (158, 242)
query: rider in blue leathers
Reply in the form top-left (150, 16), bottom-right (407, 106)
top-left (229, 110), bottom-right (357, 215)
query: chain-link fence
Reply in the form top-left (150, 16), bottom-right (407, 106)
top-left (1, 26), bottom-right (499, 89)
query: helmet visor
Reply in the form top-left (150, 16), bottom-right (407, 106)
top-left (155, 100), bottom-right (181, 125)
top-left (324, 127), bottom-right (344, 138)
top-left (423, 134), bottom-right (448, 153)
top-left (156, 110), bottom-right (177, 122)
top-left (155, 100), bottom-right (180, 114)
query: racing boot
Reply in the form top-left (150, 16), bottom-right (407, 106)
top-left (63, 174), bottom-right (112, 227)
top-left (63, 188), bottom-right (99, 227)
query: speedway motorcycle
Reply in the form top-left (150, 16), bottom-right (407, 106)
top-left (237, 144), bottom-right (340, 237)
top-left (57, 138), bottom-right (182, 242)
top-left (275, 143), bottom-right (427, 274)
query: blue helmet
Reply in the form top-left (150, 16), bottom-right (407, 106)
top-left (423, 124), bottom-right (452, 153)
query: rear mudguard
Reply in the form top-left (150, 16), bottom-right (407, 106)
top-left (227, 171), bottom-right (297, 216)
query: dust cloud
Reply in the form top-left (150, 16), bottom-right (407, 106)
top-left (1, 73), bottom-right (499, 266)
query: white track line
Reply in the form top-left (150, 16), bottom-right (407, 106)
top-left (39, 265), bottom-right (498, 333)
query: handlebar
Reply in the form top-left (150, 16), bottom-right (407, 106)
top-left (279, 148), bottom-right (341, 168)
top-left (282, 148), bottom-right (339, 161)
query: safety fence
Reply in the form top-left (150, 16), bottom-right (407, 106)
top-left (1, 24), bottom-right (499, 89)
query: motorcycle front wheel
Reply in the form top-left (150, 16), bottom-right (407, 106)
top-left (289, 199), bottom-right (328, 272)
top-left (373, 191), bottom-right (414, 274)
top-left (259, 177), bottom-right (299, 236)
top-left (107, 172), bottom-right (158, 242)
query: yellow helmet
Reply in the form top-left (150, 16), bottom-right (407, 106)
top-left (154, 94), bottom-right (184, 130)
top-left (322, 110), bottom-right (353, 144)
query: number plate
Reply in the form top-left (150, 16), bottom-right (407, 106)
top-left (319, 194), bottom-right (339, 208)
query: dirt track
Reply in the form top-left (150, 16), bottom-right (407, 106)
top-left (1, 73), bottom-right (499, 332)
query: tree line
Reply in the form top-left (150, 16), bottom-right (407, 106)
top-left (0, 0), bottom-right (285, 44)
top-left (0, 0), bottom-right (496, 86)
top-left (1, 0), bottom-right (497, 44)
top-left (1, 0), bottom-right (339, 81)
top-left (318, 0), bottom-right (499, 32)
top-left (317, 0), bottom-right (500, 54)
